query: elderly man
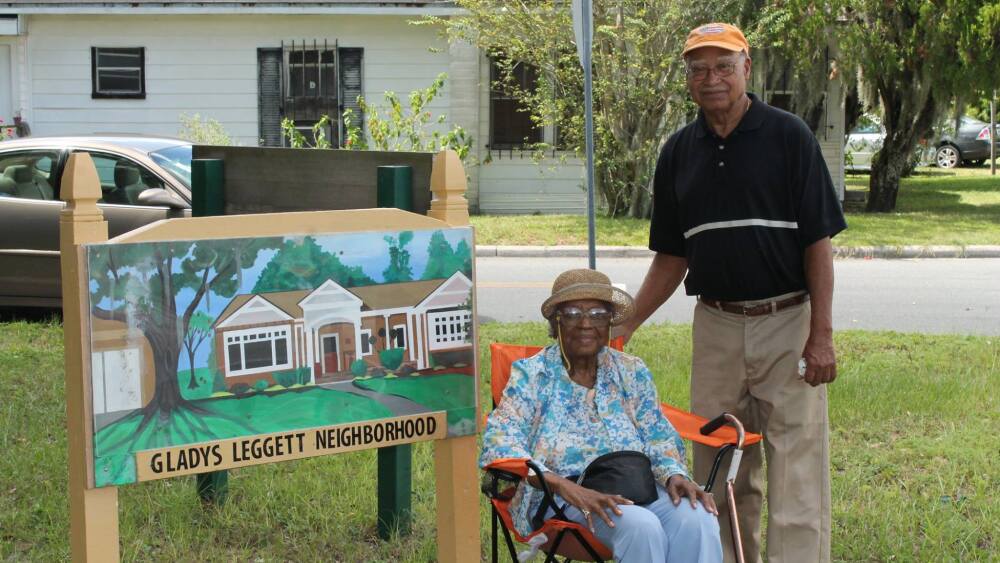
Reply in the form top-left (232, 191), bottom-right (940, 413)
top-left (621, 23), bottom-right (847, 562)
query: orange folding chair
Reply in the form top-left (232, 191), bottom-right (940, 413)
top-left (482, 341), bottom-right (763, 563)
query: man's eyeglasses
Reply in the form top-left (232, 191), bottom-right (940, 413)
top-left (685, 61), bottom-right (740, 81)
top-left (557, 306), bottom-right (613, 327)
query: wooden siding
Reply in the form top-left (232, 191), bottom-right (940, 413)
top-left (21, 14), bottom-right (452, 145)
top-left (474, 51), bottom-right (587, 214)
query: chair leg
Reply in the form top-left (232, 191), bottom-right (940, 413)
top-left (569, 528), bottom-right (605, 562)
top-left (495, 506), bottom-right (520, 562)
top-left (544, 529), bottom-right (567, 563)
top-left (491, 507), bottom-right (499, 563)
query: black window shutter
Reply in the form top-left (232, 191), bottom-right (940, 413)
top-left (258, 48), bottom-right (283, 147)
top-left (338, 48), bottom-right (364, 141)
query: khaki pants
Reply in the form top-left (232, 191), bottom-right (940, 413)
top-left (691, 296), bottom-right (831, 563)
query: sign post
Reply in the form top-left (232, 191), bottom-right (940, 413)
top-left (572, 0), bottom-right (597, 269)
top-left (428, 150), bottom-right (479, 562)
top-left (61, 153), bottom-right (119, 562)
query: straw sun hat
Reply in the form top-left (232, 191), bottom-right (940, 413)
top-left (541, 269), bottom-right (635, 326)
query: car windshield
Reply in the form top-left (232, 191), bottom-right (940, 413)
top-left (148, 145), bottom-right (192, 189)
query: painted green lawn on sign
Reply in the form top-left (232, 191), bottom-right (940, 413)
top-left (93, 386), bottom-right (395, 486)
top-left (354, 373), bottom-right (476, 431)
top-left (0, 319), bottom-right (996, 561)
top-left (471, 166), bottom-right (1000, 247)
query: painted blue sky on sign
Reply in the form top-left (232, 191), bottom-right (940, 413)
top-left (88, 227), bottom-right (472, 370)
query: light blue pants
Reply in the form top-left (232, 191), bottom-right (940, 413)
top-left (549, 484), bottom-right (723, 563)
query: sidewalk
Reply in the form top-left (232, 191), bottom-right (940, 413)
top-left (475, 244), bottom-right (1000, 259)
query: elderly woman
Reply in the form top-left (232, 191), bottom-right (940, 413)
top-left (481, 269), bottom-right (722, 562)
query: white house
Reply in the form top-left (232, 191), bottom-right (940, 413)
top-left (0, 1), bottom-right (843, 213)
top-left (212, 271), bottom-right (473, 385)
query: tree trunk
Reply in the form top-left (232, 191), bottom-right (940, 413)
top-left (187, 352), bottom-right (198, 390)
top-left (866, 146), bottom-right (909, 211)
top-left (867, 85), bottom-right (937, 212)
top-left (146, 318), bottom-right (188, 414)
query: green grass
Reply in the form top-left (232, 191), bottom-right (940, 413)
top-left (1, 319), bottom-right (997, 560)
top-left (471, 166), bottom-right (1000, 247)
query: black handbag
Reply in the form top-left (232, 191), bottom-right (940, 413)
top-left (532, 450), bottom-right (659, 530)
top-left (576, 450), bottom-right (659, 505)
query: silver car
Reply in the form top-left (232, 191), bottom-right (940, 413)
top-left (0, 135), bottom-right (192, 307)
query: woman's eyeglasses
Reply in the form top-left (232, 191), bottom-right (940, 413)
top-left (557, 306), bottom-right (613, 327)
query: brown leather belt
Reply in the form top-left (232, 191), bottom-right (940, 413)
top-left (700, 293), bottom-right (809, 316)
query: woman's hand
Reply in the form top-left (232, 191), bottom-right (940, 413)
top-left (547, 474), bottom-right (633, 531)
top-left (666, 474), bottom-right (718, 514)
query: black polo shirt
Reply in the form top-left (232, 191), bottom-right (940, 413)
top-left (649, 94), bottom-right (847, 301)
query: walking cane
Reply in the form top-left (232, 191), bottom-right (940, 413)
top-left (701, 413), bottom-right (749, 563)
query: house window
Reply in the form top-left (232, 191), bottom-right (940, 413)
top-left (258, 43), bottom-right (364, 148)
top-left (360, 328), bottom-right (373, 356)
top-left (91, 47), bottom-right (145, 99)
top-left (428, 310), bottom-right (471, 351)
top-left (490, 58), bottom-right (543, 149)
top-left (224, 327), bottom-right (292, 376)
top-left (390, 324), bottom-right (407, 349)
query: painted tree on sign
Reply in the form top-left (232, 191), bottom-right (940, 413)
top-left (254, 236), bottom-right (374, 292)
top-left (382, 231), bottom-right (414, 283)
top-left (421, 230), bottom-right (472, 280)
top-left (89, 238), bottom-right (277, 426)
top-left (183, 311), bottom-right (214, 389)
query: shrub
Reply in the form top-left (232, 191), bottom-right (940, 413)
top-left (229, 383), bottom-right (251, 396)
top-left (350, 359), bottom-right (368, 377)
top-left (274, 367), bottom-right (310, 387)
top-left (179, 113), bottom-right (233, 145)
top-left (253, 379), bottom-right (270, 392)
top-left (379, 348), bottom-right (405, 371)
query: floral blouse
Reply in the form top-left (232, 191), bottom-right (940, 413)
top-left (480, 344), bottom-right (689, 537)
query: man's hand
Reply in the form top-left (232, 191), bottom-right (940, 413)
top-left (801, 331), bottom-right (836, 386)
top-left (666, 474), bottom-right (718, 514)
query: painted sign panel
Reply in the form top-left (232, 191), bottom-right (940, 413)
top-left (85, 227), bottom-right (476, 487)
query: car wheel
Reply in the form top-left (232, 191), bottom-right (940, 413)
top-left (936, 145), bottom-right (960, 168)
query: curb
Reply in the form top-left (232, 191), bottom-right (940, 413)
top-left (475, 245), bottom-right (1000, 259)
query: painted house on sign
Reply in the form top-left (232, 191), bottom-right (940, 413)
top-left (212, 271), bottom-right (472, 386)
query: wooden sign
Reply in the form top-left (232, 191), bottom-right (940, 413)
top-left (83, 222), bottom-right (477, 487)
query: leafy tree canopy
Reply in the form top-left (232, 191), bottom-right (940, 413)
top-left (439, 0), bottom-right (747, 217)
top-left (253, 236), bottom-right (374, 292)
top-left (421, 230), bottom-right (472, 280)
top-left (383, 231), bottom-right (414, 283)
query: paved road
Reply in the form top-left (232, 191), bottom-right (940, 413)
top-left (475, 257), bottom-right (1000, 336)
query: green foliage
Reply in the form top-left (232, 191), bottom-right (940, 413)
top-left (254, 236), bottom-right (374, 292)
top-left (253, 379), bottom-right (270, 392)
top-left (439, 1), bottom-right (743, 217)
top-left (378, 347), bottom-right (406, 372)
top-left (0, 117), bottom-right (13, 141)
top-left (274, 367), bottom-right (311, 387)
top-left (342, 73), bottom-right (474, 163)
top-left (281, 115), bottom-right (333, 149)
top-left (421, 230), bottom-right (472, 280)
top-left (178, 113), bottom-right (234, 145)
top-left (382, 231), bottom-right (414, 283)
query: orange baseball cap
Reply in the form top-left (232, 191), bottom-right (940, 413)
top-left (682, 23), bottom-right (750, 56)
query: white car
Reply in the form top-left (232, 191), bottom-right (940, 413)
top-left (844, 122), bottom-right (883, 171)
